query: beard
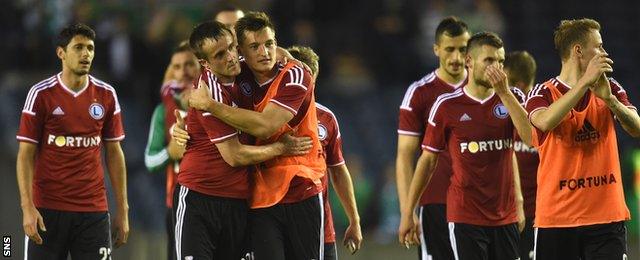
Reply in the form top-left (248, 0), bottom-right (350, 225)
top-left (72, 67), bottom-right (90, 76)
top-left (473, 70), bottom-right (492, 88)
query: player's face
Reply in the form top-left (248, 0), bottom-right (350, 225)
top-left (239, 27), bottom-right (277, 74)
top-left (200, 33), bottom-right (241, 79)
top-left (215, 10), bottom-right (244, 28)
top-left (170, 51), bottom-right (199, 84)
top-left (579, 29), bottom-right (608, 72)
top-left (468, 45), bottom-right (505, 88)
top-left (434, 32), bottom-right (470, 77)
top-left (59, 35), bottom-right (95, 75)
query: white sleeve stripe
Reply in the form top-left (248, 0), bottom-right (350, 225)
top-left (422, 145), bottom-right (442, 152)
top-left (203, 112), bottom-right (212, 116)
top-left (285, 83), bottom-right (308, 91)
top-left (104, 135), bottom-right (125, 141)
top-left (428, 90), bottom-right (464, 126)
top-left (21, 110), bottom-right (36, 116)
top-left (23, 80), bottom-right (57, 113)
top-left (400, 72), bottom-right (436, 109)
top-left (528, 107), bottom-right (547, 121)
top-left (24, 76), bottom-right (56, 111)
top-left (16, 136), bottom-right (39, 143)
top-left (270, 100), bottom-right (297, 115)
top-left (328, 161), bottom-right (346, 167)
top-left (91, 78), bottom-right (122, 114)
top-left (211, 132), bottom-right (238, 142)
top-left (397, 130), bottom-right (422, 136)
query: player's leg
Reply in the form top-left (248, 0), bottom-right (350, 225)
top-left (166, 207), bottom-right (176, 260)
top-left (488, 223), bottom-right (519, 260)
top-left (421, 204), bottom-right (454, 260)
top-left (25, 208), bottom-right (71, 260)
top-left (448, 222), bottom-right (489, 260)
top-left (580, 221), bottom-right (627, 260)
top-left (283, 193), bottom-right (323, 260)
top-left (215, 197), bottom-right (249, 259)
top-left (519, 218), bottom-right (535, 260)
top-left (534, 227), bottom-right (579, 260)
top-left (324, 242), bottom-right (337, 260)
top-left (68, 211), bottom-right (111, 260)
top-left (248, 206), bottom-right (286, 259)
top-left (174, 185), bottom-right (217, 259)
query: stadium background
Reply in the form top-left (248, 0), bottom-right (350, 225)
top-left (0, 0), bottom-right (639, 259)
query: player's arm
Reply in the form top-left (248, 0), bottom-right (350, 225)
top-left (486, 65), bottom-right (532, 145)
top-left (395, 135), bottom-right (421, 213)
top-left (104, 141), bottom-right (129, 248)
top-left (215, 134), bottom-right (312, 167)
top-left (530, 53), bottom-right (613, 132)
top-left (512, 152), bottom-right (525, 232)
top-left (144, 105), bottom-right (170, 172)
top-left (399, 150), bottom-right (439, 245)
top-left (329, 164), bottom-right (363, 252)
top-left (17, 142), bottom-right (46, 245)
top-left (591, 76), bottom-right (640, 137)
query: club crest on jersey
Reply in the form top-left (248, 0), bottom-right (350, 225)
top-left (318, 123), bottom-right (328, 141)
top-left (89, 103), bottom-right (104, 120)
top-left (240, 82), bottom-right (252, 96)
top-left (493, 103), bottom-right (509, 119)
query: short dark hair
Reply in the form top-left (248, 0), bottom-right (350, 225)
top-left (467, 31), bottom-right (504, 54)
top-left (288, 46), bottom-right (319, 76)
top-left (435, 16), bottom-right (469, 44)
top-left (504, 51), bottom-right (537, 86)
top-left (173, 40), bottom-right (192, 55)
top-left (189, 21), bottom-right (233, 60)
top-left (56, 23), bottom-right (96, 49)
top-left (235, 11), bottom-right (275, 45)
top-left (554, 18), bottom-right (601, 61)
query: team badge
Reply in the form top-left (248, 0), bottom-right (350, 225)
top-left (318, 123), bottom-right (328, 141)
top-left (240, 82), bottom-right (252, 96)
top-left (89, 103), bottom-right (105, 120)
top-left (493, 103), bottom-right (509, 119)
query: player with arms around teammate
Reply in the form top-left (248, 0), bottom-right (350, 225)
top-left (288, 45), bottom-right (363, 259)
top-left (16, 23), bottom-right (128, 259)
top-left (527, 18), bottom-right (640, 259)
top-left (399, 32), bottom-right (530, 260)
top-left (396, 16), bottom-right (469, 260)
top-left (188, 12), bottom-right (327, 260)
top-left (503, 50), bottom-right (539, 260)
top-left (172, 20), bottom-right (312, 260)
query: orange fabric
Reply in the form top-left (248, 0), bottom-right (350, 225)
top-left (533, 81), bottom-right (629, 228)
top-left (250, 62), bottom-right (326, 208)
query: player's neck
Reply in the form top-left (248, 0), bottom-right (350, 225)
top-left (436, 67), bottom-right (466, 86)
top-left (252, 66), bottom-right (279, 86)
top-left (557, 61), bottom-right (583, 87)
top-left (465, 81), bottom-right (494, 100)
top-left (60, 69), bottom-right (88, 92)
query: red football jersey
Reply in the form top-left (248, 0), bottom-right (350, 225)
top-left (423, 87), bottom-right (526, 226)
top-left (177, 68), bottom-right (250, 199)
top-left (526, 77), bottom-right (636, 143)
top-left (514, 136), bottom-right (539, 218)
top-left (234, 62), bottom-right (321, 203)
top-left (398, 70), bottom-right (466, 205)
top-left (317, 103), bottom-right (346, 243)
top-left (17, 73), bottom-right (125, 212)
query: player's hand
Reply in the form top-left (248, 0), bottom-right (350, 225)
top-left (590, 74), bottom-right (615, 102)
top-left (398, 211), bottom-right (420, 248)
top-left (188, 80), bottom-right (213, 111)
top-left (22, 204), bottom-right (46, 245)
top-left (171, 110), bottom-right (190, 146)
top-left (278, 134), bottom-right (313, 156)
top-left (579, 53), bottom-right (613, 87)
top-left (516, 201), bottom-right (526, 233)
top-left (112, 211), bottom-right (129, 248)
top-left (343, 222), bottom-right (363, 254)
top-left (275, 47), bottom-right (313, 73)
top-left (485, 64), bottom-right (509, 94)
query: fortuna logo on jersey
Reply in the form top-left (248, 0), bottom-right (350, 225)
top-left (47, 134), bottom-right (101, 148)
top-left (513, 140), bottom-right (537, 153)
top-left (460, 139), bottom-right (513, 153)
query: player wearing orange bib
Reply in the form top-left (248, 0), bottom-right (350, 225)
top-left (526, 18), bottom-right (640, 259)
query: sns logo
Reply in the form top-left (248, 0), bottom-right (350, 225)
top-left (89, 103), bottom-right (105, 120)
top-left (460, 139), bottom-right (513, 153)
top-left (493, 103), bottom-right (509, 119)
top-left (47, 135), bottom-right (101, 148)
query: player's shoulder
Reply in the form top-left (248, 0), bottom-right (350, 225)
top-left (509, 87), bottom-right (527, 103)
top-left (281, 63), bottom-right (311, 89)
top-left (429, 88), bottom-right (465, 117)
top-left (407, 71), bottom-right (438, 91)
top-left (315, 102), bottom-right (338, 121)
top-left (607, 77), bottom-right (626, 93)
top-left (527, 78), bottom-right (555, 100)
top-left (89, 75), bottom-right (118, 96)
top-left (399, 71), bottom-right (438, 110)
top-left (27, 74), bottom-right (59, 94)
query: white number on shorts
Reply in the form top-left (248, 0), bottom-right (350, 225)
top-left (99, 247), bottom-right (112, 260)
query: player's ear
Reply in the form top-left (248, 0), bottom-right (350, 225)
top-left (433, 43), bottom-right (439, 57)
top-left (56, 46), bottom-right (65, 60)
top-left (465, 54), bottom-right (472, 70)
top-left (573, 44), bottom-right (583, 59)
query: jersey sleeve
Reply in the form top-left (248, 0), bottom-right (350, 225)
top-left (102, 89), bottom-right (125, 141)
top-left (609, 78), bottom-right (637, 110)
top-left (144, 104), bottom-right (169, 173)
top-left (198, 80), bottom-right (238, 143)
top-left (324, 114), bottom-right (345, 167)
top-left (398, 84), bottom-right (427, 136)
top-left (270, 65), bottom-right (310, 115)
top-left (422, 102), bottom-right (447, 152)
top-left (511, 87), bottom-right (527, 105)
top-left (17, 89), bottom-right (46, 144)
top-left (525, 84), bottom-right (553, 122)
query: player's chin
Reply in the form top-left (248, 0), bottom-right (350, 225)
top-left (73, 68), bottom-right (91, 75)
